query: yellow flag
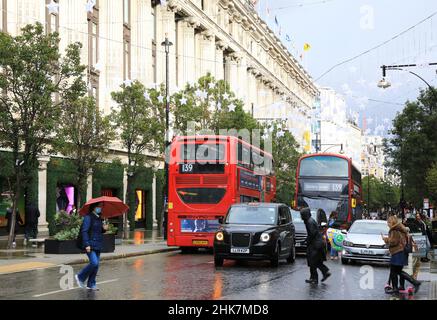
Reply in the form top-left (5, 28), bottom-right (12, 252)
top-left (304, 43), bottom-right (311, 51)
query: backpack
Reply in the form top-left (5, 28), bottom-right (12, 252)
top-left (76, 216), bottom-right (93, 250)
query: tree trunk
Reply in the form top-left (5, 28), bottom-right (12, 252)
top-left (123, 174), bottom-right (132, 239)
top-left (7, 171), bottom-right (21, 250)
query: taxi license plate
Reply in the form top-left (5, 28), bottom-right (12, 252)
top-left (231, 248), bottom-right (250, 254)
top-left (361, 249), bottom-right (374, 255)
top-left (192, 240), bottom-right (208, 245)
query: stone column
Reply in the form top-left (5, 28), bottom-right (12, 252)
top-left (176, 18), bottom-right (197, 87)
top-left (37, 156), bottom-right (50, 235)
top-left (215, 40), bottom-right (227, 81)
top-left (199, 30), bottom-right (215, 77)
top-left (157, 6), bottom-right (176, 86)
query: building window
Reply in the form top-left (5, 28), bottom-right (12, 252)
top-left (151, 1), bottom-right (157, 83)
top-left (45, 0), bottom-right (59, 34)
top-left (123, 40), bottom-right (131, 80)
top-left (88, 1), bottom-right (99, 69)
top-left (123, 0), bottom-right (130, 27)
top-left (88, 1), bottom-right (99, 103)
top-left (123, 0), bottom-right (131, 80)
top-left (1, 0), bottom-right (7, 33)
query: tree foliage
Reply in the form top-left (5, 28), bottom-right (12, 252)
top-left (426, 163), bottom-right (437, 203)
top-left (0, 23), bottom-right (86, 248)
top-left (384, 87), bottom-right (437, 207)
top-left (53, 97), bottom-right (115, 205)
top-left (362, 176), bottom-right (400, 212)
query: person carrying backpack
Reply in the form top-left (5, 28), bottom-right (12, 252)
top-left (75, 202), bottom-right (108, 291)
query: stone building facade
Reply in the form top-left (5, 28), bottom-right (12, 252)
top-left (0, 0), bottom-right (318, 233)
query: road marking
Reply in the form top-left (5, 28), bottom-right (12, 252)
top-left (33, 278), bottom-right (119, 298)
top-left (0, 262), bottom-right (56, 275)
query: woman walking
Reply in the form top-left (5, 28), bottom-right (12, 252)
top-left (382, 216), bottom-right (421, 295)
top-left (75, 202), bottom-right (108, 290)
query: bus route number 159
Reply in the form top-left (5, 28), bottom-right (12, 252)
top-left (181, 164), bottom-right (194, 173)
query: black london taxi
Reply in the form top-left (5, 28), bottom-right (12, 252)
top-left (213, 203), bottom-right (296, 267)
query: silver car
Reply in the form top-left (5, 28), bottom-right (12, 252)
top-left (341, 220), bottom-right (390, 265)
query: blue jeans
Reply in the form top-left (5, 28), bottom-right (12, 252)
top-left (330, 247), bottom-right (338, 257)
top-left (77, 250), bottom-right (101, 288)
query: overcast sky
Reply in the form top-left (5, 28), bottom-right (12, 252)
top-left (256, 0), bottom-right (437, 136)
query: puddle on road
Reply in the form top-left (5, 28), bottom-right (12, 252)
top-left (0, 251), bottom-right (37, 259)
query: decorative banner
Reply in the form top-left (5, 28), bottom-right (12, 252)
top-left (327, 228), bottom-right (345, 251)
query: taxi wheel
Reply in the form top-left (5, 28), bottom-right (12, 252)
top-left (270, 243), bottom-right (280, 267)
top-left (287, 240), bottom-right (296, 263)
top-left (214, 257), bottom-right (224, 267)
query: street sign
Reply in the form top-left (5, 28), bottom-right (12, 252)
top-left (424, 198), bottom-right (430, 210)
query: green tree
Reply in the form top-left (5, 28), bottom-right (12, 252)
top-left (362, 176), bottom-right (400, 212)
top-left (111, 81), bottom-right (165, 234)
top-left (385, 87), bottom-right (437, 207)
top-left (53, 97), bottom-right (115, 206)
top-left (426, 163), bottom-right (437, 204)
top-left (268, 122), bottom-right (301, 205)
top-left (171, 73), bottom-right (259, 133)
top-left (0, 23), bottom-right (86, 249)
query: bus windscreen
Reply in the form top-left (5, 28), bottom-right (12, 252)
top-left (299, 156), bottom-right (348, 177)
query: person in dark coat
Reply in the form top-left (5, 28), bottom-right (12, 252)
top-left (75, 202), bottom-right (108, 291)
top-left (301, 207), bottom-right (331, 284)
top-left (24, 203), bottom-right (40, 241)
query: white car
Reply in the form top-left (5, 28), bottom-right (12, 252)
top-left (341, 220), bottom-right (391, 265)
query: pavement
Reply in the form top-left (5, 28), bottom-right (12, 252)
top-left (0, 229), bottom-right (178, 276)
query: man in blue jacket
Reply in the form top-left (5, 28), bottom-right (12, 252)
top-left (75, 202), bottom-right (108, 290)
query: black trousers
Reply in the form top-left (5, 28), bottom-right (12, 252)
top-left (310, 262), bottom-right (329, 281)
top-left (390, 265), bottom-right (418, 289)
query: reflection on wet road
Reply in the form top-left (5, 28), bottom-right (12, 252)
top-left (0, 251), bottom-right (428, 300)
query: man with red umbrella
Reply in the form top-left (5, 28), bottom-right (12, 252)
top-left (75, 202), bottom-right (108, 290)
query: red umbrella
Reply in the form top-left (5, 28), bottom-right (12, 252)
top-left (79, 196), bottom-right (129, 218)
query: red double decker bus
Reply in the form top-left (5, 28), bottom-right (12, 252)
top-left (167, 135), bottom-right (276, 250)
top-left (294, 153), bottom-right (363, 229)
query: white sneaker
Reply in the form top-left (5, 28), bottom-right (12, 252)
top-left (75, 274), bottom-right (86, 288)
top-left (23, 239), bottom-right (27, 246)
top-left (12, 242), bottom-right (16, 248)
top-left (87, 286), bottom-right (100, 291)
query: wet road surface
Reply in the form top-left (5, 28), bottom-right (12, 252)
top-left (0, 251), bottom-right (428, 300)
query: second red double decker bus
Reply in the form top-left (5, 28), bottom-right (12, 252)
top-left (167, 135), bottom-right (276, 251)
top-left (294, 153), bottom-right (363, 229)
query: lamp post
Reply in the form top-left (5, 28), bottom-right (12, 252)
top-left (161, 34), bottom-right (173, 240)
top-left (378, 63), bottom-right (437, 113)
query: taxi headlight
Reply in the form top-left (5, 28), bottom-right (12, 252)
top-left (216, 232), bottom-right (224, 241)
top-left (260, 233), bottom-right (270, 242)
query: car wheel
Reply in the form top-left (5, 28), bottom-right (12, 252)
top-left (270, 242), bottom-right (280, 267)
top-left (341, 258), bottom-right (349, 265)
top-left (287, 240), bottom-right (296, 263)
top-left (214, 257), bottom-right (224, 267)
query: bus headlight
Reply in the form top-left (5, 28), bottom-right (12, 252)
top-left (260, 233), bottom-right (270, 242)
top-left (216, 232), bottom-right (224, 241)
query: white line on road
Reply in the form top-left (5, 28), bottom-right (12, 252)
top-left (33, 279), bottom-right (119, 298)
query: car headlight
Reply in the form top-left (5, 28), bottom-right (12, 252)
top-left (260, 233), bottom-right (270, 242)
top-left (343, 240), bottom-right (354, 247)
top-left (216, 232), bottom-right (224, 241)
